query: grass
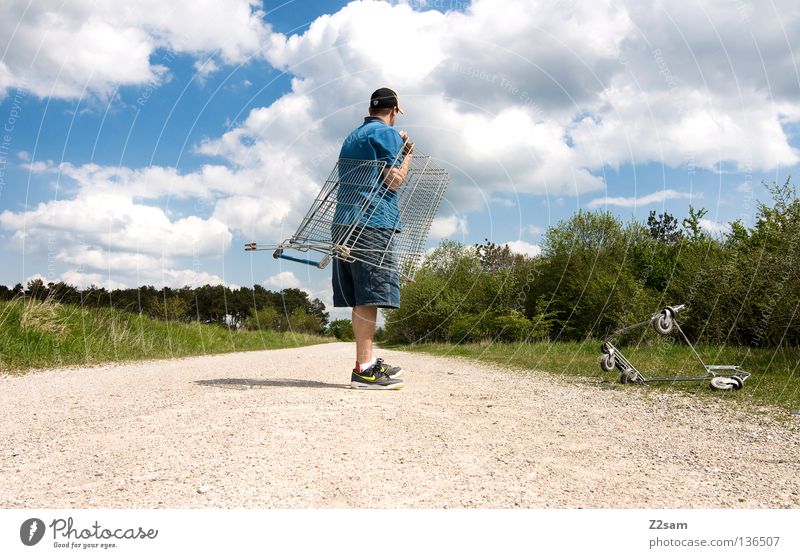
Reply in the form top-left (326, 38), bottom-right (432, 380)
top-left (0, 298), bottom-right (332, 374)
top-left (391, 337), bottom-right (800, 413)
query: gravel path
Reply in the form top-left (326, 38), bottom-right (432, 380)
top-left (1, 342), bottom-right (798, 508)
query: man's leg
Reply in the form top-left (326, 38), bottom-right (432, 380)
top-left (352, 305), bottom-right (377, 365)
top-left (349, 304), bottom-right (402, 389)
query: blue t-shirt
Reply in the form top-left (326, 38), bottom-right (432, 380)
top-left (333, 117), bottom-right (404, 231)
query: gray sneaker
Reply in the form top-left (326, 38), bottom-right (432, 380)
top-left (375, 358), bottom-right (403, 378)
top-left (350, 364), bottom-right (404, 390)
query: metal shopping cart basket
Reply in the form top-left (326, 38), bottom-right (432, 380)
top-left (245, 147), bottom-right (450, 282)
top-left (599, 304), bottom-right (751, 391)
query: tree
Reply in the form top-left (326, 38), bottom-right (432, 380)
top-left (647, 211), bottom-right (683, 243)
top-left (682, 205), bottom-right (708, 239)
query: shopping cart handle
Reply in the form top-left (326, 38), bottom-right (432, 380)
top-left (273, 249), bottom-right (322, 267)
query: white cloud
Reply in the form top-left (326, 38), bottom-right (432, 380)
top-left (58, 270), bottom-right (128, 291)
top-left (57, 246), bottom-right (167, 272)
top-left (525, 224), bottom-right (545, 236)
top-left (587, 189), bottom-right (698, 209)
top-left (0, 0), bottom-right (272, 99)
top-left (429, 214), bottom-right (469, 240)
top-left (193, 58), bottom-right (220, 85)
top-left (57, 268), bottom-right (234, 290)
top-left (0, 193), bottom-right (231, 258)
top-left (699, 218), bottom-right (732, 236)
top-left (504, 240), bottom-right (541, 258)
top-left (264, 271), bottom-right (301, 289)
top-left (488, 196), bottom-right (515, 207)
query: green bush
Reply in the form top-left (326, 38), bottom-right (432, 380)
top-left (328, 319), bottom-right (355, 341)
top-left (287, 308), bottom-right (324, 334)
top-left (243, 306), bottom-right (283, 331)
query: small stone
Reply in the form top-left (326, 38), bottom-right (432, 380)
top-left (197, 485), bottom-right (210, 494)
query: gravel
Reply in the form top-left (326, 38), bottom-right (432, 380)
top-left (1, 342), bottom-right (797, 508)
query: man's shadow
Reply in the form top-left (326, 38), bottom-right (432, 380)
top-left (195, 378), bottom-right (345, 390)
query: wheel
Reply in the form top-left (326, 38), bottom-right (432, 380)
top-left (730, 376), bottom-right (744, 390)
top-left (620, 368), bottom-right (635, 384)
top-left (652, 312), bottom-right (674, 335)
top-left (600, 353), bottom-right (616, 372)
top-left (710, 377), bottom-right (736, 391)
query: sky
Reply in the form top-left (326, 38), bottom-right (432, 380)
top-left (1, 0), bottom-right (799, 319)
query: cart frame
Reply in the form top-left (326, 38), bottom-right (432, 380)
top-left (599, 304), bottom-right (751, 391)
top-left (245, 143), bottom-right (449, 282)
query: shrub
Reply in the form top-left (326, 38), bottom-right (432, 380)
top-left (328, 319), bottom-right (354, 341)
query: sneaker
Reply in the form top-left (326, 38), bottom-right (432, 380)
top-left (351, 364), bottom-right (404, 390)
top-left (375, 358), bottom-right (403, 378)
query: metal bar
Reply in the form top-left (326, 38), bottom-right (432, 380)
top-left (273, 253), bottom-right (322, 267)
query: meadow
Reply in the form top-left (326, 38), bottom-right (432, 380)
top-left (0, 297), bottom-right (330, 373)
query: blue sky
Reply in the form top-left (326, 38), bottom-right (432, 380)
top-left (1, 0), bottom-right (799, 318)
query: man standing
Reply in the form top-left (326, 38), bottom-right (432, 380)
top-left (332, 88), bottom-right (413, 390)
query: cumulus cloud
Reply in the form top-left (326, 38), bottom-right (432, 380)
top-left (504, 240), bottom-right (541, 258)
top-left (587, 189), bottom-right (698, 209)
top-left (264, 271), bottom-right (301, 289)
top-left (0, 193), bottom-right (231, 258)
top-left (429, 214), bottom-right (469, 240)
top-left (58, 268), bottom-right (233, 290)
top-left (699, 218), bottom-right (732, 236)
top-left (58, 270), bottom-right (128, 291)
top-left (3, 0), bottom-right (800, 290)
top-left (0, 0), bottom-right (272, 99)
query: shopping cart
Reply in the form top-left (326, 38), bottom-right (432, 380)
top-left (599, 304), bottom-right (751, 390)
top-left (245, 145), bottom-right (449, 282)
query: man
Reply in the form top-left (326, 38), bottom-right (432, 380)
top-left (332, 88), bottom-right (413, 390)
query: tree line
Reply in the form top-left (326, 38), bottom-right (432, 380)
top-left (0, 282), bottom-right (330, 335)
top-left (385, 179), bottom-right (800, 348)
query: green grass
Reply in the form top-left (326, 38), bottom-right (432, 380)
top-left (391, 338), bottom-right (800, 413)
top-left (0, 298), bottom-right (332, 373)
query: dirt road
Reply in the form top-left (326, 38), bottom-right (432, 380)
top-left (1, 343), bottom-right (798, 508)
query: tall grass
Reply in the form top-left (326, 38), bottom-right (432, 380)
top-left (395, 339), bottom-right (800, 412)
top-left (0, 297), bottom-right (331, 373)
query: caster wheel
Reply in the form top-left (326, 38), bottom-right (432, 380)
top-left (710, 377), bottom-right (736, 391)
top-left (620, 368), bottom-right (635, 384)
top-left (652, 311), bottom-right (674, 335)
top-left (730, 376), bottom-right (744, 390)
top-left (600, 353), bottom-right (616, 372)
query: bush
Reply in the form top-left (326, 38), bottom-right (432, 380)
top-left (328, 319), bottom-right (354, 341)
top-left (287, 308), bottom-right (324, 334)
top-left (243, 306), bottom-right (282, 331)
top-left (385, 180), bottom-right (800, 348)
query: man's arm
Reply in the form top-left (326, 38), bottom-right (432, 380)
top-left (382, 132), bottom-right (414, 191)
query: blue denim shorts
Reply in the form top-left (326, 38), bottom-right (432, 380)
top-left (332, 228), bottom-right (400, 309)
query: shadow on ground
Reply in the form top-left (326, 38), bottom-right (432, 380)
top-left (195, 378), bottom-right (345, 390)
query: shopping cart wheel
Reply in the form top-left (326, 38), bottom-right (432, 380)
top-left (600, 353), bottom-right (615, 372)
top-left (730, 376), bottom-right (744, 390)
top-left (710, 377), bottom-right (737, 391)
top-left (620, 368), bottom-right (635, 384)
top-left (652, 311), bottom-right (674, 335)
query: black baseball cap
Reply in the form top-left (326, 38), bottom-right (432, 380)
top-left (370, 87), bottom-right (404, 114)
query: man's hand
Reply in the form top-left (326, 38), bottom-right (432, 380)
top-left (383, 132), bottom-right (414, 191)
top-left (398, 130), bottom-right (414, 157)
